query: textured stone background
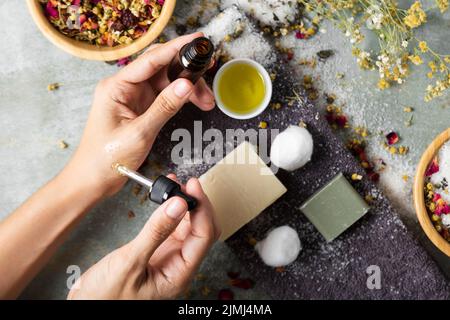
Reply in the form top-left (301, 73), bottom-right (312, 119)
top-left (0, 0), bottom-right (448, 299)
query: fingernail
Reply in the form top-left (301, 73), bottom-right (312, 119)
top-left (174, 80), bottom-right (192, 98)
top-left (166, 198), bottom-right (187, 219)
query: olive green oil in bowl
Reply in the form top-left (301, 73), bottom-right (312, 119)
top-left (213, 59), bottom-right (272, 120)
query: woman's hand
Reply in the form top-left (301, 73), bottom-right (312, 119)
top-left (66, 32), bottom-right (215, 198)
top-left (68, 177), bottom-right (220, 300)
top-left (0, 33), bottom-right (216, 299)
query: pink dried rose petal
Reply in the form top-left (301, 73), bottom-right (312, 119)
top-left (367, 170), bottom-right (380, 183)
top-left (335, 115), bottom-right (348, 128)
top-left (46, 1), bottom-right (59, 19)
top-left (72, 0), bottom-right (81, 6)
top-left (79, 14), bottom-right (87, 25)
top-left (107, 36), bottom-right (114, 47)
top-left (325, 112), bottom-right (348, 128)
top-left (229, 278), bottom-right (254, 290)
top-left (435, 195), bottom-right (450, 215)
top-left (218, 289), bottom-right (234, 300)
top-left (425, 157), bottom-right (439, 176)
top-left (386, 131), bottom-right (399, 145)
top-left (325, 113), bottom-right (335, 125)
top-left (433, 193), bottom-right (442, 202)
top-left (435, 204), bottom-right (449, 216)
top-left (287, 51), bottom-right (294, 60)
top-left (295, 30), bottom-right (306, 39)
top-left (117, 57), bottom-right (131, 67)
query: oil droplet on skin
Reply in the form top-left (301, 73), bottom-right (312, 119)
top-left (218, 63), bottom-right (266, 115)
top-left (105, 142), bottom-right (120, 153)
top-left (104, 141), bottom-right (121, 166)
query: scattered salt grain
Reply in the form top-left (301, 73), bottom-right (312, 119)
top-left (255, 225), bottom-right (302, 267)
top-left (442, 214), bottom-right (450, 228)
top-left (199, 7), bottom-right (276, 66)
top-left (221, 0), bottom-right (298, 27)
top-left (198, 7), bottom-right (243, 44)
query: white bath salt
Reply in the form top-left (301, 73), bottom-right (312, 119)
top-left (224, 31), bottom-right (276, 67)
top-left (221, 0), bottom-right (298, 26)
top-left (442, 214), bottom-right (450, 228)
top-left (255, 226), bottom-right (302, 267)
top-left (279, 24), bottom-right (420, 220)
top-left (270, 126), bottom-right (314, 171)
top-left (169, 0), bottom-right (221, 26)
top-left (430, 140), bottom-right (450, 203)
top-left (199, 7), bottom-right (276, 67)
top-left (198, 7), bottom-right (244, 45)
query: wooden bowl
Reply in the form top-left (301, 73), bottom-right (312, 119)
top-left (413, 127), bottom-right (450, 257)
top-left (26, 0), bottom-right (176, 61)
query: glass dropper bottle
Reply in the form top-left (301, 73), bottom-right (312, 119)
top-left (167, 37), bottom-right (215, 83)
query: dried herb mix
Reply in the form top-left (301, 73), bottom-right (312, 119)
top-left (424, 141), bottom-right (450, 243)
top-left (40, 0), bottom-right (165, 47)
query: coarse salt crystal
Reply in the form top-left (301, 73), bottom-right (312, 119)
top-left (221, 0), bottom-right (298, 26)
top-left (199, 7), bottom-right (276, 67)
top-left (442, 214), bottom-right (450, 228)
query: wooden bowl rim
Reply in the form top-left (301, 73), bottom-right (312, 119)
top-left (413, 127), bottom-right (450, 257)
top-left (26, 0), bottom-right (176, 61)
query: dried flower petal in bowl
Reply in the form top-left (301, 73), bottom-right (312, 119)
top-left (423, 141), bottom-right (450, 243)
top-left (414, 128), bottom-right (450, 257)
top-left (28, 0), bottom-right (175, 60)
top-left (39, 0), bottom-right (165, 47)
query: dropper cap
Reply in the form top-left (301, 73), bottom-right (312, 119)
top-left (116, 165), bottom-right (197, 211)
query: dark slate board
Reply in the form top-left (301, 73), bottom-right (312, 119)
top-left (152, 59), bottom-right (450, 299)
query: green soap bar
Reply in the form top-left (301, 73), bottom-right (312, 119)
top-left (300, 173), bottom-right (370, 242)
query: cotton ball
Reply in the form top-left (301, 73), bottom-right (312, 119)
top-left (255, 226), bottom-right (302, 267)
top-left (270, 126), bottom-right (313, 171)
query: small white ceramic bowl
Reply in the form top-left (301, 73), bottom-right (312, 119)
top-left (213, 58), bottom-right (272, 120)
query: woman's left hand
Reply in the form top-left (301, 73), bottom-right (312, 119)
top-left (65, 32), bottom-right (215, 199)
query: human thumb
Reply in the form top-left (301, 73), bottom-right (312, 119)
top-left (138, 78), bottom-right (194, 135)
top-left (130, 197), bottom-right (188, 264)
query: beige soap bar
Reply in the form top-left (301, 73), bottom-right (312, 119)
top-left (199, 142), bottom-right (287, 241)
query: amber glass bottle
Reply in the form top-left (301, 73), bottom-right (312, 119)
top-left (168, 37), bottom-right (214, 83)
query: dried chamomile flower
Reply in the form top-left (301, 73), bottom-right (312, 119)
top-left (58, 140), bottom-right (68, 149)
top-left (47, 82), bottom-right (61, 91)
top-left (437, 0), bottom-right (449, 13)
top-left (258, 121), bottom-right (268, 129)
top-left (404, 1), bottom-right (427, 29)
top-left (297, 0), bottom-right (450, 101)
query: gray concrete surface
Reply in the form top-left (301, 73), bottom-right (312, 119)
top-left (0, 1), bottom-right (448, 299)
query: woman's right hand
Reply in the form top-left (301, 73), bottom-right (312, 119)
top-left (68, 176), bottom-right (220, 300)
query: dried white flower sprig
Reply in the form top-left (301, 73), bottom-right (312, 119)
top-left (299, 0), bottom-right (450, 101)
